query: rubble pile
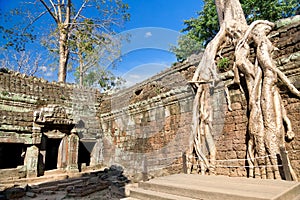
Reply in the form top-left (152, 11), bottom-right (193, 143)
top-left (0, 165), bottom-right (130, 200)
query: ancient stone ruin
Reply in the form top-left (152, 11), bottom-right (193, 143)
top-left (0, 16), bottom-right (299, 198)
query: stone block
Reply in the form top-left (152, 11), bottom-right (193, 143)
top-left (225, 151), bottom-right (237, 159)
top-left (26, 192), bottom-right (37, 198)
top-left (4, 187), bottom-right (26, 199)
top-left (216, 167), bottom-right (229, 176)
top-left (236, 151), bottom-right (246, 159)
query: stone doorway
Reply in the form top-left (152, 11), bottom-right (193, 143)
top-left (31, 105), bottom-right (80, 176)
top-left (0, 143), bottom-right (25, 169)
top-left (44, 138), bottom-right (61, 171)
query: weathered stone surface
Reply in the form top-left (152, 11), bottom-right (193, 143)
top-left (4, 187), bottom-right (26, 199)
top-left (0, 17), bottom-right (299, 181)
top-left (25, 191), bottom-right (36, 198)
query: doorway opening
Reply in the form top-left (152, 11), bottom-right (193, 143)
top-left (44, 139), bottom-right (61, 170)
top-left (0, 143), bottom-right (25, 169)
top-left (78, 141), bottom-right (95, 171)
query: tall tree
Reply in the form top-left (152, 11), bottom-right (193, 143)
top-left (172, 0), bottom-right (299, 61)
top-left (0, 0), bottom-right (129, 83)
top-left (39, 0), bottom-right (129, 83)
top-left (70, 19), bottom-right (122, 88)
top-left (187, 0), bottom-right (300, 180)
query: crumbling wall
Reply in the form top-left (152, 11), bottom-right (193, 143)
top-left (0, 72), bottom-right (102, 179)
top-left (99, 16), bottom-right (300, 180)
top-left (0, 74), bottom-right (101, 142)
top-left (0, 17), bottom-right (299, 181)
top-left (99, 61), bottom-right (197, 180)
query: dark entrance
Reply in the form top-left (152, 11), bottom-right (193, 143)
top-left (45, 139), bottom-right (61, 170)
top-left (78, 141), bottom-right (95, 170)
top-left (0, 143), bottom-right (25, 169)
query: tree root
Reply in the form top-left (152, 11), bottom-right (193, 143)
top-left (189, 0), bottom-right (299, 180)
top-left (234, 20), bottom-right (300, 180)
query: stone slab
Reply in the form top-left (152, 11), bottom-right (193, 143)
top-left (128, 174), bottom-right (300, 200)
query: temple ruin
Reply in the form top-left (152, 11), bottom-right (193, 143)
top-left (0, 16), bottom-right (299, 182)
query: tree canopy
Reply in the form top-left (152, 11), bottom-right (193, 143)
top-left (172, 0), bottom-right (300, 61)
top-left (0, 0), bottom-right (129, 86)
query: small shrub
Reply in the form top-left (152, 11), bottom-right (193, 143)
top-left (217, 57), bottom-right (230, 71)
top-left (1, 91), bottom-right (9, 96)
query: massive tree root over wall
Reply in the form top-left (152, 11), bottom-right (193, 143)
top-left (188, 0), bottom-right (300, 180)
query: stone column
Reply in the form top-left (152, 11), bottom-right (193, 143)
top-left (57, 135), bottom-right (68, 169)
top-left (67, 132), bottom-right (79, 172)
top-left (38, 136), bottom-right (47, 176)
top-left (57, 130), bottom-right (79, 172)
top-left (24, 145), bottom-right (39, 178)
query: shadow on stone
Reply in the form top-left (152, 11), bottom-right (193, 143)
top-left (0, 165), bottom-right (129, 200)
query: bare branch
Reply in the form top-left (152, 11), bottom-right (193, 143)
top-left (39, 0), bottom-right (59, 23)
top-left (49, 0), bottom-right (58, 17)
top-left (65, 0), bottom-right (71, 25)
top-left (22, 10), bottom-right (48, 33)
top-left (57, 0), bottom-right (63, 23)
top-left (71, 0), bottom-right (88, 27)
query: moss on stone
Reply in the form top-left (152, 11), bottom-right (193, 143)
top-left (275, 15), bottom-right (300, 29)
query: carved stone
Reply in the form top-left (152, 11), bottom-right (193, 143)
top-left (24, 145), bottom-right (39, 178)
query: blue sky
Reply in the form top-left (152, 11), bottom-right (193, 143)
top-left (0, 0), bottom-right (203, 87)
top-left (111, 0), bottom-right (203, 87)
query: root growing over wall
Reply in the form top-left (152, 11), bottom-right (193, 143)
top-left (187, 0), bottom-right (300, 180)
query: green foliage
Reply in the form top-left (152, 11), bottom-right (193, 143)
top-left (70, 18), bottom-right (125, 88)
top-left (241, 0), bottom-right (300, 24)
top-left (0, 0), bottom-right (130, 86)
top-left (172, 0), bottom-right (300, 61)
top-left (74, 68), bottom-right (124, 91)
top-left (1, 91), bottom-right (9, 96)
top-left (170, 34), bottom-right (203, 62)
top-left (217, 57), bottom-right (230, 71)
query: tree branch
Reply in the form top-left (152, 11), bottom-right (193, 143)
top-left (57, 0), bottom-right (63, 23)
top-left (22, 10), bottom-right (48, 33)
top-left (71, 0), bottom-right (88, 27)
top-left (64, 0), bottom-right (71, 25)
top-left (39, 0), bottom-right (58, 23)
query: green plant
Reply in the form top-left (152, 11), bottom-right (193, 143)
top-left (155, 87), bottom-right (161, 95)
top-left (217, 57), bottom-right (230, 71)
top-left (36, 98), bottom-right (46, 106)
top-left (1, 91), bottom-right (9, 96)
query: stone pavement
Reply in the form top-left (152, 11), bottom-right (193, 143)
top-left (123, 173), bottom-right (300, 200)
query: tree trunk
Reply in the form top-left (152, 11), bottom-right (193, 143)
top-left (79, 53), bottom-right (84, 86)
top-left (188, 0), bottom-right (299, 180)
top-left (58, 26), bottom-right (69, 83)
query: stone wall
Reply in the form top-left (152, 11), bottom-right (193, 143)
top-left (99, 61), bottom-right (197, 179)
top-left (98, 16), bottom-right (300, 180)
top-left (0, 72), bottom-right (102, 179)
top-left (0, 16), bottom-right (299, 181)
top-left (214, 16), bottom-right (300, 177)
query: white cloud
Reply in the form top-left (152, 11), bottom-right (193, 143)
top-left (128, 74), bottom-right (142, 79)
top-left (40, 66), bottom-right (47, 72)
top-left (45, 72), bottom-right (53, 77)
top-left (144, 31), bottom-right (152, 38)
top-left (121, 63), bottom-right (168, 88)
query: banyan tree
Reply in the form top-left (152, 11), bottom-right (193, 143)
top-left (188, 0), bottom-right (300, 180)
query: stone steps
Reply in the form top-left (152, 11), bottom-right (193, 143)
top-left (123, 174), bottom-right (300, 200)
top-left (129, 188), bottom-right (197, 200)
top-left (28, 176), bottom-right (109, 195)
